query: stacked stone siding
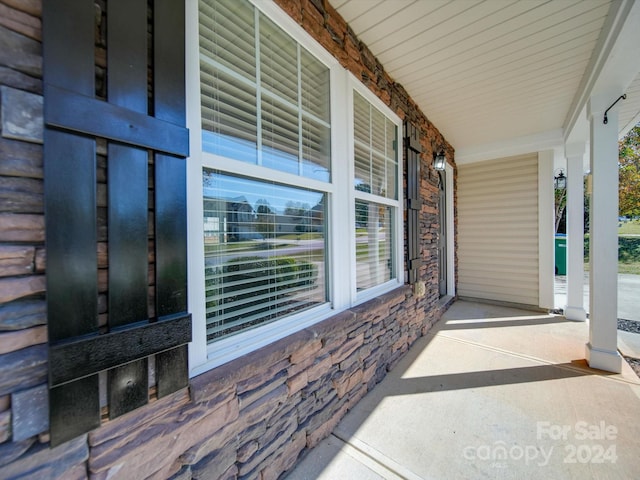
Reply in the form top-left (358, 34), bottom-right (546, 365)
top-left (0, 0), bottom-right (456, 479)
top-left (0, 0), bottom-right (56, 475)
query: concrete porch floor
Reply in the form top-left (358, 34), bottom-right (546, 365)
top-left (286, 300), bottom-right (640, 479)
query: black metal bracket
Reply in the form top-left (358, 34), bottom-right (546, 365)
top-left (603, 94), bottom-right (626, 124)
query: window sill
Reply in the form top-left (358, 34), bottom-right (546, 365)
top-left (190, 303), bottom-right (333, 377)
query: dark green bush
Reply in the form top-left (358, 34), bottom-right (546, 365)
top-left (584, 235), bottom-right (640, 263)
top-left (619, 237), bottom-right (640, 263)
top-left (205, 255), bottom-right (318, 297)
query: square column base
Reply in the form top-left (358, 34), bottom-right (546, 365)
top-left (564, 306), bottom-right (587, 322)
top-left (585, 343), bottom-right (622, 373)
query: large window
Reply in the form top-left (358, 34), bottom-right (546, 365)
top-left (188, 0), bottom-right (403, 372)
top-left (197, 0), bottom-right (332, 346)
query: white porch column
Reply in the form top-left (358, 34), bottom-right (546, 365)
top-left (564, 143), bottom-right (587, 321)
top-left (539, 150), bottom-right (555, 309)
top-left (585, 95), bottom-right (622, 373)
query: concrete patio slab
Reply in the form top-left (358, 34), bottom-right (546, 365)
top-left (619, 330), bottom-right (640, 359)
top-left (286, 435), bottom-right (391, 480)
top-left (287, 301), bottom-right (640, 480)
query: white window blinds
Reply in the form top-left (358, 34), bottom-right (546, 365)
top-left (353, 91), bottom-right (399, 291)
top-left (203, 170), bottom-right (327, 341)
top-left (199, 0), bottom-right (331, 181)
top-left (353, 92), bottom-right (397, 199)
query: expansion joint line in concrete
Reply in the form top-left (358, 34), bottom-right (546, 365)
top-left (435, 333), bottom-right (640, 387)
top-left (330, 431), bottom-right (425, 480)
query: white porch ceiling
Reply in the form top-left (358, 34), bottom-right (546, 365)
top-left (619, 72), bottom-right (640, 135)
top-left (333, 0), bottom-right (640, 160)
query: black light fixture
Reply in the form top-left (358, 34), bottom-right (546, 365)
top-left (433, 150), bottom-right (446, 171)
top-left (603, 94), bottom-right (626, 124)
top-left (554, 169), bottom-right (566, 190)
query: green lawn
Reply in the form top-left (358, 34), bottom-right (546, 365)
top-left (204, 239), bottom-right (294, 256)
top-left (619, 220), bottom-right (640, 235)
top-left (617, 261), bottom-right (640, 275)
top-left (277, 233), bottom-right (323, 240)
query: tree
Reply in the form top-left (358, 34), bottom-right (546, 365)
top-left (619, 124), bottom-right (640, 218)
top-left (284, 201), bottom-right (310, 217)
top-left (355, 183), bottom-right (371, 226)
top-left (255, 199), bottom-right (275, 237)
top-left (284, 201), bottom-right (312, 233)
top-left (584, 176), bottom-right (590, 233)
top-left (554, 186), bottom-right (566, 233)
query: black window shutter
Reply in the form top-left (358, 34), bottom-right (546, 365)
top-left (404, 122), bottom-right (422, 284)
top-left (43, 0), bottom-right (191, 446)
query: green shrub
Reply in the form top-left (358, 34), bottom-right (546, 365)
top-left (584, 235), bottom-right (640, 264)
top-left (205, 255), bottom-right (318, 297)
top-left (619, 237), bottom-right (640, 264)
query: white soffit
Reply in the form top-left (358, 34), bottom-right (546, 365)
top-left (334, 0), bottom-right (614, 153)
top-left (619, 73), bottom-right (640, 137)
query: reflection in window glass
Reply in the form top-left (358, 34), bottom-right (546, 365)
top-left (355, 201), bottom-right (393, 291)
top-left (203, 169), bottom-right (327, 342)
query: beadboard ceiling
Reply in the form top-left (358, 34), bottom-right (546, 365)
top-left (332, 0), bottom-right (640, 159)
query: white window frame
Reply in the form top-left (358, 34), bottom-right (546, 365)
top-left (186, 0), bottom-right (403, 376)
top-left (348, 78), bottom-right (404, 305)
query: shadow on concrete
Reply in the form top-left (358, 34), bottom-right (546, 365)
top-left (286, 300), bottom-right (640, 480)
top-left (384, 362), bottom-right (610, 396)
top-left (437, 316), bottom-right (572, 330)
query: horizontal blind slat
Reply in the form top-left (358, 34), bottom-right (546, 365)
top-left (260, 14), bottom-right (298, 105)
top-left (199, 0), bottom-right (256, 80)
top-left (207, 298), bottom-right (318, 337)
top-left (203, 170), bottom-right (326, 342)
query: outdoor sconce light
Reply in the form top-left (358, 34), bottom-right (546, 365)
top-left (554, 169), bottom-right (566, 190)
top-left (433, 150), bottom-right (446, 171)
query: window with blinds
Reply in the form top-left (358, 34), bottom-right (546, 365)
top-left (198, 0), bottom-right (332, 343)
top-left (353, 92), bottom-right (398, 291)
top-left (191, 0), bottom-right (403, 364)
top-left (354, 92), bottom-right (397, 199)
top-left (203, 170), bottom-right (327, 341)
top-left (199, 0), bottom-right (331, 182)
top-left (355, 202), bottom-right (394, 290)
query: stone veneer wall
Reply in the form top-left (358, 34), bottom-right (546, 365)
top-left (0, 0), bottom-right (456, 479)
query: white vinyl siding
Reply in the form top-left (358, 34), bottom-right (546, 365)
top-left (457, 154), bottom-right (539, 306)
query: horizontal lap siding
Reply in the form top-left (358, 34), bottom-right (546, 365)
top-left (457, 154), bottom-right (539, 306)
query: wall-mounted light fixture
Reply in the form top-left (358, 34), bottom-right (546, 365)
top-left (603, 94), bottom-right (626, 124)
top-left (433, 150), bottom-right (446, 171)
top-left (554, 169), bottom-right (566, 190)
